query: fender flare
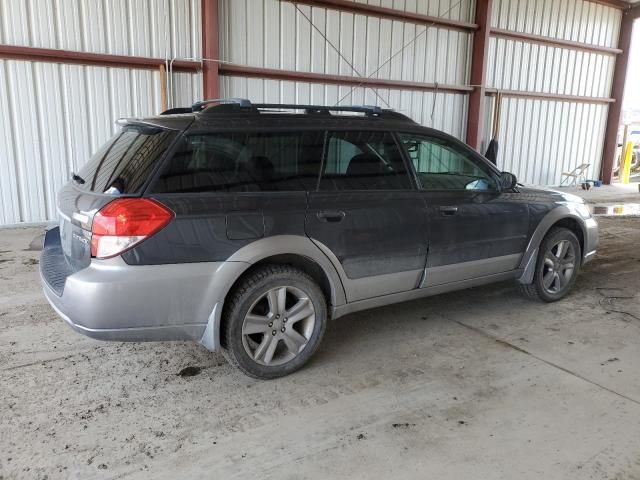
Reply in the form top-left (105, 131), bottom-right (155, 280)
top-left (517, 205), bottom-right (588, 285)
top-left (199, 235), bottom-right (347, 351)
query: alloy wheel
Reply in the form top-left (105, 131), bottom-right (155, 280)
top-left (541, 240), bottom-right (576, 294)
top-left (241, 286), bottom-right (316, 366)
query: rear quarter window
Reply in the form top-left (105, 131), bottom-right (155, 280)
top-left (76, 126), bottom-right (177, 194)
top-left (151, 131), bottom-right (325, 193)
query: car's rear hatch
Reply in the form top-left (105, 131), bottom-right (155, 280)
top-left (43, 118), bottom-right (190, 294)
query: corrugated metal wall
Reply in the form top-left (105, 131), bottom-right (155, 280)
top-left (491, 0), bottom-right (621, 48)
top-left (486, 0), bottom-right (621, 186)
top-left (350, 0), bottom-right (475, 19)
top-left (0, 0), bottom-right (202, 224)
top-left (218, 0), bottom-right (474, 138)
top-left (221, 76), bottom-right (468, 139)
top-left (0, 0), bottom-right (201, 57)
top-left (487, 97), bottom-right (609, 185)
top-left (0, 0), bottom-right (628, 225)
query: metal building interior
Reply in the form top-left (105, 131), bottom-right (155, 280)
top-left (1, 1), bottom-right (640, 479)
top-left (0, 0), bottom-right (638, 225)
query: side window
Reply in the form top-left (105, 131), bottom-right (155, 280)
top-left (320, 131), bottom-right (411, 191)
top-left (152, 131), bottom-right (324, 193)
top-left (399, 133), bottom-right (497, 191)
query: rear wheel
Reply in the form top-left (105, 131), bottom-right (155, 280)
top-left (221, 265), bottom-right (327, 379)
top-left (519, 227), bottom-right (581, 302)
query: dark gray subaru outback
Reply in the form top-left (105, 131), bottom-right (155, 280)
top-left (41, 100), bottom-right (598, 379)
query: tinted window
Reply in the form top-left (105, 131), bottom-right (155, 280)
top-left (77, 126), bottom-right (177, 194)
top-left (399, 134), bottom-right (497, 191)
top-left (152, 131), bottom-right (324, 193)
top-left (320, 131), bottom-right (411, 191)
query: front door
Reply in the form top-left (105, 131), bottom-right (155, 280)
top-left (397, 132), bottom-right (530, 287)
top-left (305, 131), bottom-right (428, 302)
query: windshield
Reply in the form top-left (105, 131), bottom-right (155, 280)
top-left (76, 125), bottom-right (177, 194)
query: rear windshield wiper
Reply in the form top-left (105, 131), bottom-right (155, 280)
top-left (71, 172), bottom-right (86, 185)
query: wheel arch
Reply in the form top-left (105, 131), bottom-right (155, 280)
top-left (225, 235), bottom-right (346, 308)
top-left (199, 235), bottom-right (346, 352)
top-left (551, 217), bottom-right (585, 256)
top-left (517, 206), bottom-right (588, 285)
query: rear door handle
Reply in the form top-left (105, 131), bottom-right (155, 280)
top-left (316, 210), bottom-right (346, 223)
top-left (439, 206), bottom-right (459, 216)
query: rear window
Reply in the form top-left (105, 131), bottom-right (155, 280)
top-left (151, 131), bottom-right (325, 193)
top-left (76, 126), bottom-right (177, 194)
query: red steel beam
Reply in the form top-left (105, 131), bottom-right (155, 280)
top-left (219, 63), bottom-right (614, 104)
top-left (585, 0), bottom-right (631, 10)
top-left (491, 28), bottom-right (623, 55)
top-left (485, 89), bottom-right (615, 105)
top-left (283, 0), bottom-right (478, 32)
top-left (600, 8), bottom-right (636, 184)
top-left (465, 0), bottom-right (493, 151)
top-left (0, 44), bottom-right (200, 72)
top-left (218, 63), bottom-right (473, 94)
top-left (202, 0), bottom-right (220, 99)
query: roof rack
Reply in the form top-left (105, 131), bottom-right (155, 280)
top-left (160, 107), bottom-right (193, 115)
top-left (253, 103), bottom-right (383, 116)
top-left (192, 98), bottom-right (384, 116)
top-left (183, 98), bottom-right (414, 122)
top-left (191, 98), bottom-right (252, 112)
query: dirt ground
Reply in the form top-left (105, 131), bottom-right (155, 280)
top-left (1, 216), bottom-right (640, 480)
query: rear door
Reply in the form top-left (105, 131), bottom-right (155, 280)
top-left (397, 132), bottom-right (529, 287)
top-left (305, 131), bottom-right (428, 303)
top-left (137, 130), bottom-right (325, 265)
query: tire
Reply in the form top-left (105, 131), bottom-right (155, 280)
top-left (518, 227), bottom-right (581, 303)
top-left (221, 265), bottom-right (327, 379)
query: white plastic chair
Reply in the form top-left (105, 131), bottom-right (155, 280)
top-left (561, 163), bottom-right (590, 187)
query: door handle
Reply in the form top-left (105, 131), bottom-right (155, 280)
top-left (439, 206), bottom-right (459, 216)
top-left (316, 210), bottom-right (346, 223)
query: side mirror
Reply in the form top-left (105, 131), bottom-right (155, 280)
top-left (405, 141), bottom-right (420, 153)
top-left (499, 171), bottom-right (518, 191)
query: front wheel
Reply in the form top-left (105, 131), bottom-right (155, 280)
top-left (221, 265), bottom-right (327, 379)
top-left (519, 227), bottom-right (581, 302)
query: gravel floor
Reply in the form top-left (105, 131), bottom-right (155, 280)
top-left (1, 216), bottom-right (640, 480)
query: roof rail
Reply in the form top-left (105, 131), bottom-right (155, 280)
top-left (254, 103), bottom-right (383, 116)
top-left (189, 100), bottom-right (415, 123)
top-left (160, 107), bottom-right (193, 115)
top-left (191, 98), bottom-right (252, 112)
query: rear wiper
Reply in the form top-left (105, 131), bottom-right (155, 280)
top-left (71, 172), bottom-right (86, 185)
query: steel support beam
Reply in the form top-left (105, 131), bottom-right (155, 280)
top-left (585, 0), bottom-right (629, 10)
top-left (465, 0), bottom-right (492, 152)
top-left (600, 8), bottom-right (638, 184)
top-left (283, 0), bottom-right (478, 32)
top-left (485, 89), bottom-right (615, 105)
top-left (219, 63), bottom-right (473, 94)
top-left (490, 28), bottom-right (623, 55)
top-left (202, 0), bottom-right (220, 100)
top-left (0, 44), bottom-right (200, 71)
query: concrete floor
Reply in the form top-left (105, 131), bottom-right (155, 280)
top-left (1, 216), bottom-right (640, 480)
top-left (557, 181), bottom-right (640, 204)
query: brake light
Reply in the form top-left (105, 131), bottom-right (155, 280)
top-left (91, 198), bottom-right (174, 259)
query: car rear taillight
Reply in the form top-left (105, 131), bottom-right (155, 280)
top-left (91, 198), bottom-right (174, 259)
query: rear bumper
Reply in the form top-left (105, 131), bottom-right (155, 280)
top-left (40, 228), bottom-right (247, 349)
top-left (41, 281), bottom-right (207, 342)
